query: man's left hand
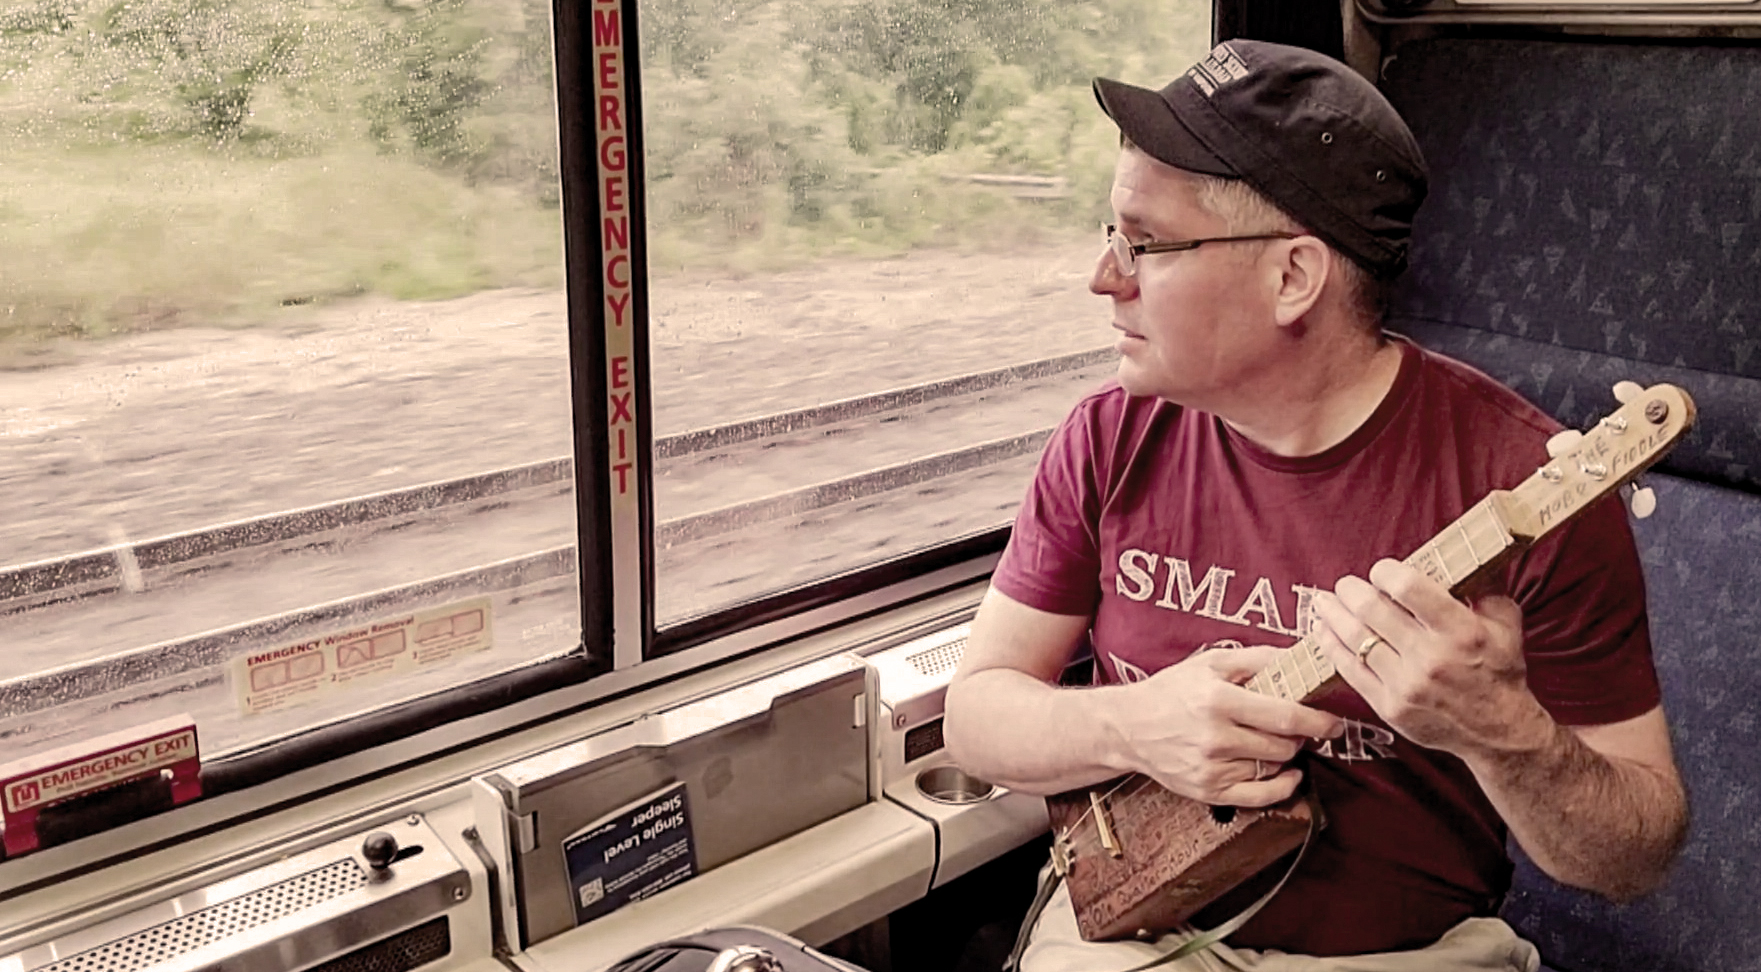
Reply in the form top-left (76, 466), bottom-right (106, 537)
top-left (1313, 559), bottom-right (1553, 758)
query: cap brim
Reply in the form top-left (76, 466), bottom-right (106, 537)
top-left (1093, 77), bottom-right (1237, 178)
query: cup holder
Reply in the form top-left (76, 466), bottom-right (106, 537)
top-left (915, 765), bottom-right (998, 805)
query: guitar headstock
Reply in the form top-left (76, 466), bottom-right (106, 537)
top-left (1504, 383), bottom-right (1696, 542)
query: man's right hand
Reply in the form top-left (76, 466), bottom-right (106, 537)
top-left (945, 589), bottom-right (1345, 803)
top-left (1114, 645), bottom-right (1345, 807)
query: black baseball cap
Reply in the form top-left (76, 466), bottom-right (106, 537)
top-left (1094, 40), bottom-right (1428, 280)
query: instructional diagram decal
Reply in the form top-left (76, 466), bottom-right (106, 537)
top-left (230, 596), bottom-right (493, 715)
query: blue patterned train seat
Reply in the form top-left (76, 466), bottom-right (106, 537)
top-left (1379, 37), bottom-right (1761, 972)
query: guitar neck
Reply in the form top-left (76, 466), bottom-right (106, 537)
top-left (1242, 493), bottom-right (1528, 704)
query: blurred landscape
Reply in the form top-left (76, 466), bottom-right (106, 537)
top-left (0, 0), bottom-right (1207, 751)
top-left (0, 0), bottom-right (1207, 350)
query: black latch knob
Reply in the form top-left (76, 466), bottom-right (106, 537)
top-left (362, 831), bottom-right (399, 873)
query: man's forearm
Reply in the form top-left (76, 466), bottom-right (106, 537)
top-left (1469, 715), bottom-right (1687, 902)
top-left (943, 668), bottom-right (1133, 796)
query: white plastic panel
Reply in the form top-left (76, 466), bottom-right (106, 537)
top-left (521, 802), bottom-right (934, 972)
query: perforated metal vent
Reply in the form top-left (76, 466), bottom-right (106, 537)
top-left (43, 859), bottom-right (366, 972)
top-left (907, 638), bottom-right (966, 677)
top-left (306, 919), bottom-right (449, 972)
top-left (904, 717), bottom-right (945, 764)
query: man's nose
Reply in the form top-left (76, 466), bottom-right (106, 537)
top-left (1090, 245), bottom-right (1136, 298)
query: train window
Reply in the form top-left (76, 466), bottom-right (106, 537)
top-left (0, 0), bottom-right (579, 769)
top-left (0, 0), bottom-right (1214, 856)
top-left (638, 0), bottom-right (1213, 631)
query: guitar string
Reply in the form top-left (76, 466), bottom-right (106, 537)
top-left (1054, 423), bottom-right (1679, 860)
top-left (1051, 407), bottom-right (1683, 950)
top-left (1058, 767), bottom-right (1297, 858)
top-left (1058, 510), bottom-right (1472, 856)
top-left (1057, 772), bottom-right (1150, 846)
top-left (1060, 648), bottom-right (1329, 860)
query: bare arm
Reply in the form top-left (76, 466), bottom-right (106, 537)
top-left (1470, 706), bottom-right (1686, 900)
top-left (1315, 560), bottom-right (1688, 901)
top-left (946, 586), bottom-right (1342, 804)
top-left (943, 587), bottom-right (1128, 796)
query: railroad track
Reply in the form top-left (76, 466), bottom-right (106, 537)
top-left (0, 347), bottom-right (1109, 608)
top-left (0, 347), bottom-right (1115, 749)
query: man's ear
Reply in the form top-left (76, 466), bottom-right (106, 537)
top-left (1270, 236), bottom-right (1329, 328)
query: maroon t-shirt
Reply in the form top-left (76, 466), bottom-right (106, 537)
top-left (993, 337), bottom-right (1660, 956)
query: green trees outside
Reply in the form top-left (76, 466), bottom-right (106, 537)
top-left (638, 0), bottom-right (1207, 269)
top-left (0, 0), bottom-right (1205, 341)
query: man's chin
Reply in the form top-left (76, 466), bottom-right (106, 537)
top-left (1114, 359), bottom-right (1163, 399)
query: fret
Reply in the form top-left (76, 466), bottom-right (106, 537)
top-left (1470, 503), bottom-right (1514, 556)
top-left (1236, 501), bottom-right (1527, 711)
top-left (1265, 657), bottom-right (1292, 700)
top-left (1311, 642), bottom-right (1336, 686)
top-left (1454, 521), bottom-right (1482, 565)
top-left (1231, 501), bottom-right (1529, 711)
top-left (1252, 646), bottom-right (1327, 701)
top-left (1408, 501), bottom-right (1519, 595)
top-left (1457, 503), bottom-right (1504, 564)
top-left (1443, 535), bottom-right (1477, 583)
top-left (1244, 643), bottom-right (1337, 705)
top-left (1409, 542), bottom-right (1452, 587)
top-left (1277, 648), bottom-right (1303, 698)
top-left (1293, 640), bottom-right (1324, 697)
top-left (1278, 651), bottom-right (1301, 698)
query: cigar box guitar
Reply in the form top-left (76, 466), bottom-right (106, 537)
top-left (1045, 382), bottom-right (1697, 943)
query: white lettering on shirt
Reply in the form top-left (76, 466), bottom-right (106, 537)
top-left (1119, 551), bottom-right (1316, 635)
top-left (1154, 557), bottom-right (1235, 619)
top-left (1106, 554), bottom-right (1404, 764)
top-left (1289, 584), bottom-right (1325, 639)
top-left (1314, 719), bottom-right (1399, 761)
top-left (1223, 575), bottom-right (1289, 634)
top-left (1109, 653), bottom-right (1152, 684)
top-left (1115, 549), bottom-right (1160, 601)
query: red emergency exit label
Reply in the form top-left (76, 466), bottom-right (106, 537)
top-left (0, 715), bottom-right (201, 857)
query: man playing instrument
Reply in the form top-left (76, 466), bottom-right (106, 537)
top-left (943, 39), bottom-right (1687, 972)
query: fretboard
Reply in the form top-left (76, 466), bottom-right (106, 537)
top-left (1242, 496), bottom-right (1519, 704)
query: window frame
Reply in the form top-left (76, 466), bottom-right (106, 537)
top-left (0, 0), bottom-right (1037, 885)
top-left (573, 0), bottom-right (1019, 664)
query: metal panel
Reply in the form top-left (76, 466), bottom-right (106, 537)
top-left (300, 919), bottom-right (449, 972)
top-left (1, 817), bottom-right (468, 972)
top-left (867, 626), bottom-right (969, 791)
top-left (481, 654), bottom-right (870, 947)
top-left (521, 802), bottom-right (934, 972)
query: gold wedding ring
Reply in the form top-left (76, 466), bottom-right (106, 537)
top-left (1254, 760), bottom-right (1267, 781)
top-left (1355, 633), bottom-right (1386, 662)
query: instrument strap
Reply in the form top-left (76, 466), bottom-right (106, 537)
top-left (1004, 787), bottom-right (1324, 972)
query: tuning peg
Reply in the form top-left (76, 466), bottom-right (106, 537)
top-left (1613, 482), bottom-right (1655, 521)
top-left (1546, 429), bottom-right (1584, 458)
top-left (1631, 488), bottom-right (1657, 519)
top-left (1613, 381), bottom-right (1644, 404)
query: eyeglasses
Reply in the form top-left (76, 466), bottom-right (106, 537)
top-left (1103, 224), bottom-right (1297, 277)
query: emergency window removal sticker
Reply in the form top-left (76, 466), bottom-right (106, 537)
top-left (230, 595), bottom-right (493, 716)
top-left (563, 780), bottom-right (699, 926)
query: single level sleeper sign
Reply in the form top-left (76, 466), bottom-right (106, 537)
top-left (0, 715), bottom-right (201, 857)
top-left (563, 781), bottom-right (699, 926)
top-left (231, 595), bottom-right (494, 716)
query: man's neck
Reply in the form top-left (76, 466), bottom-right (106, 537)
top-left (1214, 332), bottom-right (1405, 459)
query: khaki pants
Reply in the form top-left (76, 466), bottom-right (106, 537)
top-left (1020, 876), bottom-right (1541, 972)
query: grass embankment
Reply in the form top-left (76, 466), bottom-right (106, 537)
top-left (0, 146), bottom-right (562, 341)
top-left (0, 0), bottom-right (1207, 347)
